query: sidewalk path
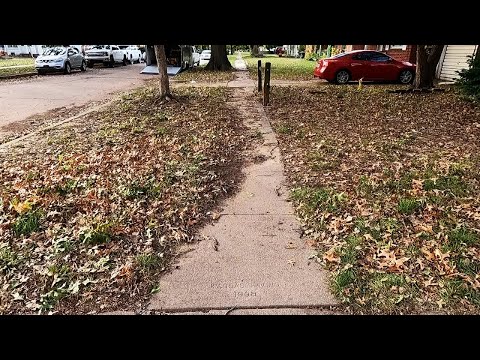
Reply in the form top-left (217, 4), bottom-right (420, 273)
top-left (148, 53), bottom-right (337, 315)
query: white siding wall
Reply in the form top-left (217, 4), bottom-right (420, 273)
top-left (439, 45), bottom-right (478, 81)
top-left (4, 45), bottom-right (44, 56)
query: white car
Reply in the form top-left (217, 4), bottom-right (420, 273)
top-left (119, 45), bottom-right (142, 64)
top-left (35, 46), bottom-right (86, 75)
top-left (199, 50), bottom-right (211, 66)
top-left (84, 45), bottom-right (127, 67)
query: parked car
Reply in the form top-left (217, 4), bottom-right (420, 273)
top-left (35, 46), bottom-right (86, 75)
top-left (275, 46), bottom-right (285, 57)
top-left (84, 45), bottom-right (127, 68)
top-left (199, 49), bottom-right (211, 66)
top-left (192, 46), bottom-right (200, 66)
top-left (314, 50), bottom-right (416, 84)
top-left (119, 45), bottom-right (142, 64)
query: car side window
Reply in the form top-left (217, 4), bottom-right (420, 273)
top-left (352, 52), bottom-right (372, 61)
top-left (370, 53), bottom-right (391, 62)
top-left (68, 48), bottom-right (75, 56)
top-left (112, 46), bottom-right (119, 50)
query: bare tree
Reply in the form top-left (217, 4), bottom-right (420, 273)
top-left (205, 45), bottom-right (232, 71)
top-left (414, 45), bottom-right (445, 89)
top-left (154, 45), bottom-right (171, 100)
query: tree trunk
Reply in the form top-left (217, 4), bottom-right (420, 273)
top-left (414, 45), bottom-right (444, 89)
top-left (205, 45), bottom-right (232, 71)
top-left (251, 45), bottom-right (261, 57)
top-left (154, 45), bottom-right (171, 99)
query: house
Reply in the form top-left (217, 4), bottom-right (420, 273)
top-left (284, 45), bottom-right (300, 57)
top-left (2, 45), bottom-right (45, 57)
top-left (436, 45), bottom-right (478, 82)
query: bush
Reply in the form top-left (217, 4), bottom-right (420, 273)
top-left (456, 54), bottom-right (480, 102)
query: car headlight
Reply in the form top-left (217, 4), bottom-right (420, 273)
top-left (55, 58), bottom-right (64, 62)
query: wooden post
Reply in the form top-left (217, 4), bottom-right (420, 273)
top-left (263, 62), bottom-right (271, 106)
top-left (257, 60), bottom-right (262, 92)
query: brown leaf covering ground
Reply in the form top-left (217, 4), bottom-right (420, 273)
top-left (0, 86), bottom-right (253, 314)
top-left (265, 85), bottom-right (480, 314)
top-left (173, 67), bottom-right (236, 83)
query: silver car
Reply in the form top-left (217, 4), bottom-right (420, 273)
top-left (35, 46), bottom-right (86, 75)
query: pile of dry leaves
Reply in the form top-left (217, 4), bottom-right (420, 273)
top-left (0, 85), bottom-right (252, 314)
top-left (265, 85), bottom-right (480, 314)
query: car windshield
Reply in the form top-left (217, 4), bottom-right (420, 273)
top-left (43, 47), bottom-right (66, 56)
top-left (91, 45), bottom-right (109, 50)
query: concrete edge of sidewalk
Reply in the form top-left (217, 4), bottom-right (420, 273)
top-left (0, 72), bottom-right (37, 80)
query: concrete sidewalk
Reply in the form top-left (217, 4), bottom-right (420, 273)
top-left (148, 54), bottom-right (337, 315)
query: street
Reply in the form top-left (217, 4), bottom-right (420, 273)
top-left (0, 63), bottom-right (156, 128)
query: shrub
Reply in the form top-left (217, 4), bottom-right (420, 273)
top-left (456, 54), bottom-right (480, 102)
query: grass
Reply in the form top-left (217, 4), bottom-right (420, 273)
top-left (13, 209), bottom-right (43, 237)
top-left (173, 66), bottom-right (235, 82)
top-left (0, 85), bottom-right (252, 314)
top-left (267, 85), bottom-right (480, 313)
top-left (241, 53), bottom-right (316, 81)
top-left (0, 65), bottom-right (36, 77)
top-left (0, 57), bottom-right (35, 67)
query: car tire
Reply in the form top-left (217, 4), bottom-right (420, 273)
top-left (80, 60), bottom-right (87, 72)
top-left (64, 62), bottom-right (72, 75)
top-left (122, 56), bottom-right (127, 66)
top-left (399, 69), bottom-right (414, 84)
top-left (109, 55), bottom-right (115, 68)
top-left (335, 69), bottom-right (350, 84)
top-left (87, 60), bottom-right (94, 68)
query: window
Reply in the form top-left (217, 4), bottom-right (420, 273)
top-left (370, 52), bottom-right (391, 62)
top-left (389, 45), bottom-right (407, 50)
top-left (352, 52), bottom-right (373, 61)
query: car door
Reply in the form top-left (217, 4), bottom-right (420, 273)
top-left (349, 52), bottom-right (372, 80)
top-left (67, 48), bottom-right (77, 67)
top-left (368, 52), bottom-right (397, 80)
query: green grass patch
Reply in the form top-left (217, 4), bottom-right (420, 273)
top-left (291, 186), bottom-right (347, 215)
top-left (0, 57), bottom-right (35, 67)
top-left (0, 242), bottom-right (22, 273)
top-left (135, 253), bottom-right (163, 273)
top-left (441, 279), bottom-right (480, 307)
top-left (13, 209), bottom-right (43, 237)
top-left (0, 65), bottom-right (35, 77)
top-left (79, 222), bottom-right (113, 245)
top-left (398, 198), bottom-right (422, 215)
top-left (444, 227), bottom-right (478, 252)
top-left (242, 53), bottom-right (316, 81)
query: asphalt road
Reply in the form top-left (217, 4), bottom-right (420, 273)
top-left (0, 63), bottom-right (156, 127)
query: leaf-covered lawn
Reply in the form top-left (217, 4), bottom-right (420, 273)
top-left (242, 53), bottom-right (316, 81)
top-left (265, 85), bottom-right (480, 314)
top-left (0, 86), bottom-right (253, 314)
top-left (173, 67), bottom-right (236, 83)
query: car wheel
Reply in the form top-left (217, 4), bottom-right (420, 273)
top-left (122, 56), bottom-right (127, 66)
top-left (109, 55), bottom-right (115, 68)
top-left (87, 60), bottom-right (94, 68)
top-left (80, 60), bottom-right (87, 72)
top-left (399, 69), bottom-right (414, 84)
top-left (64, 62), bottom-right (72, 75)
top-left (335, 70), bottom-right (350, 84)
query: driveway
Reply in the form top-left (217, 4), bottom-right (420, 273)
top-left (0, 63), bottom-right (156, 127)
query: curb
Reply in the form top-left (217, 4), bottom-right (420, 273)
top-left (0, 72), bottom-right (37, 80)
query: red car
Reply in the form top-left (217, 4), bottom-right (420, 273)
top-left (314, 50), bottom-right (416, 84)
